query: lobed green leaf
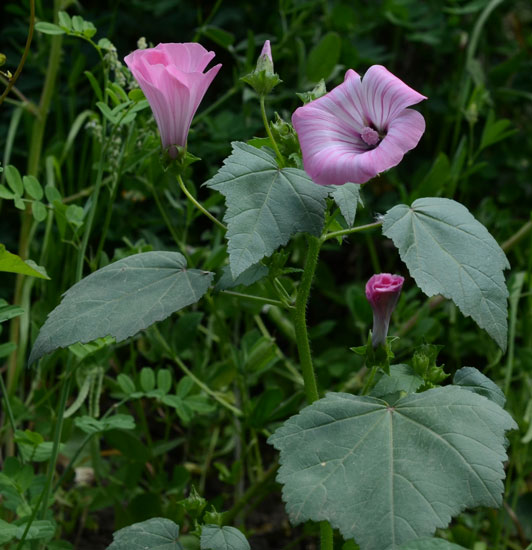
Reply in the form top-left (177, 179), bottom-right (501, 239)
top-left (269, 386), bottom-right (516, 550)
top-left (205, 142), bottom-right (328, 278)
top-left (382, 197), bottom-right (509, 350)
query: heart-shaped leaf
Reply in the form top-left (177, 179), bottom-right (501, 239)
top-left (29, 252), bottom-right (213, 364)
top-left (205, 142), bottom-right (328, 278)
top-left (382, 197), bottom-right (509, 350)
top-left (269, 386), bottom-right (516, 550)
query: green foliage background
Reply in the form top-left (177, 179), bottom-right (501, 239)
top-left (1, 0), bottom-right (531, 549)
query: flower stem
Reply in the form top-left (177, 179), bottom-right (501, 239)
top-left (222, 290), bottom-right (291, 309)
top-left (292, 235), bottom-right (334, 550)
top-left (293, 235), bottom-right (321, 403)
top-left (259, 95), bottom-right (284, 167)
top-left (152, 325), bottom-right (242, 417)
top-left (177, 173), bottom-right (226, 230)
top-left (321, 220), bottom-right (382, 243)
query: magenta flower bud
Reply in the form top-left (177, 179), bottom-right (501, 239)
top-left (292, 66), bottom-right (426, 186)
top-left (365, 273), bottom-right (404, 347)
top-left (124, 43), bottom-right (221, 157)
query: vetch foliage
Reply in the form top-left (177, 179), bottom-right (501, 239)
top-left (382, 197), bottom-right (510, 350)
top-left (269, 387), bottom-right (516, 550)
top-left (29, 252), bottom-right (213, 364)
top-left (205, 142), bottom-right (329, 277)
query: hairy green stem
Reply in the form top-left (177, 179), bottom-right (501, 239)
top-left (293, 235), bottom-right (321, 403)
top-left (177, 172), bottom-right (226, 230)
top-left (292, 235), bottom-right (334, 550)
top-left (259, 95), bottom-right (284, 167)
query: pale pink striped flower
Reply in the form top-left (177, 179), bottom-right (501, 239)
top-left (124, 43), bottom-right (221, 156)
top-left (292, 66), bottom-right (426, 186)
top-left (365, 273), bottom-right (404, 347)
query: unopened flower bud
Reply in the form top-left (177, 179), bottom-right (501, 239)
top-left (256, 40), bottom-right (274, 74)
top-left (241, 40), bottom-right (282, 96)
top-left (365, 273), bottom-right (404, 347)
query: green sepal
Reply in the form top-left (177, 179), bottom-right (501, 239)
top-left (412, 343), bottom-right (449, 388)
top-left (240, 70), bottom-right (282, 96)
top-left (163, 147), bottom-right (201, 173)
top-left (296, 79), bottom-right (327, 104)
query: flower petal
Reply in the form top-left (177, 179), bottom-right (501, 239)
top-left (155, 43), bottom-right (216, 73)
top-left (293, 101), bottom-right (370, 186)
top-left (124, 43), bottom-right (221, 151)
top-left (354, 109), bottom-right (426, 179)
top-left (362, 65), bottom-right (427, 130)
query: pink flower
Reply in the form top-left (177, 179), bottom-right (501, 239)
top-left (124, 43), bottom-right (221, 156)
top-left (365, 273), bottom-right (404, 347)
top-left (292, 66), bottom-right (426, 186)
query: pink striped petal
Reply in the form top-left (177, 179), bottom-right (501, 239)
top-left (362, 65), bottom-right (427, 130)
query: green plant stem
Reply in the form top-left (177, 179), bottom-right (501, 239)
top-left (293, 235), bottom-right (321, 403)
top-left (502, 219), bottom-right (532, 252)
top-left (259, 95), bottom-right (284, 166)
top-left (0, 372), bottom-right (16, 433)
top-left (222, 290), bottom-right (290, 308)
top-left (152, 326), bottom-right (243, 417)
top-left (293, 235), bottom-right (334, 550)
top-left (151, 181), bottom-right (188, 257)
top-left (321, 220), bottom-right (382, 243)
top-left (0, 0), bottom-right (34, 107)
top-left (14, 372), bottom-right (74, 550)
top-left (221, 462), bottom-right (278, 525)
top-left (177, 172), bottom-right (226, 230)
top-left (192, 85), bottom-right (238, 124)
top-left (75, 127), bottom-right (106, 281)
top-left (361, 366), bottom-right (378, 396)
top-left (7, 1), bottom-right (63, 398)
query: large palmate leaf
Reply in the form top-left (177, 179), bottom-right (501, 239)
top-left (382, 197), bottom-right (509, 350)
top-left (29, 252), bottom-right (213, 364)
top-left (453, 366), bottom-right (506, 407)
top-left (399, 538), bottom-right (468, 550)
top-left (205, 142), bottom-right (328, 278)
top-left (200, 525), bottom-right (250, 550)
top-left (269, 387), bottom-right (516, 550)
top-left (107, 518), bottom-right (183, 550)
